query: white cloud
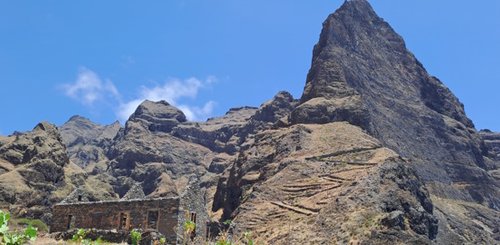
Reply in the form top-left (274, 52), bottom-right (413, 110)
top-left (140, 78), bottom-right (202, 102)
top-left (61, 68), bottom-right (216, 123)
top-left (177, 101), bottom-right (216, 122)
top-left (117, 99), bottom-right (143, 123)
top-left (61, 67), bottom-right (120, 106)
top-left (117, 77), bottom-right (216, 122)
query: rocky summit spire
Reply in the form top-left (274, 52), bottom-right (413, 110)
top-left (298, 0), bottom-right (475, 161)
top-left (295, 0), bottom-right (499, 221)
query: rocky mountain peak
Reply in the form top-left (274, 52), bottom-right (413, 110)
top-left (33, 121), bottom-right (59, 134)
top-left (298, 0), bottom-right (482, 166)
top-left (339, 0), bottom-right (377, 18)
top-left (132, 100), bottom-right (187, 123)
top-left (123, 100), bottom-right (187, 134)
top-left (68, 114), bottom-right (92, 123)
top-left (59, 115), bottom-right (121, 168)
top-left (253, 91), bottom-right (297, 123)
top-left (61, 115), bottom-right (121, 140)
top-left (292, 1), bottom-right (499, 242)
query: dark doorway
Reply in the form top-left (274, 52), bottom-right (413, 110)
top-left (190, 212), bottom-right (197, 224)
top-left (147, 210), bottom-right (159, 229)
top-left (67, 215), bottom-right (75, 230)
top-left (119, 213), bottom-right (128, 230)
top-left (190, 212), bottom-right (197, 239)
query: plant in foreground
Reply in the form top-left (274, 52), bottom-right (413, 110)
top-left (159, 236), bottom-right (166, 245)
top-left (15, 218), bottom-right (48, 233)
top-left (0, 210), bottom-right (37, 245)
top-left (71, 228), bottom-right (88, 243)
top-left (130, 229), bottom-right (142, 245)
top-left (182, 220), bottom-right (196, 244)
top-left (70, 228), bottom-right (108, 245)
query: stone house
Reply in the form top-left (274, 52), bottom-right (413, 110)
top-left (51, 181), bottom-right (208, 244)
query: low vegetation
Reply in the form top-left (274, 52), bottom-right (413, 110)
top-left (71, 228), bottom-right (107, 245)
top-left (181, 220), bottom-right (258, 245)
top-left (14, 218), bottom-right (48, 233)
top-left (0, 210), bottom-right (37, 245)
top-left (129, 229), bottom-right (141, 245)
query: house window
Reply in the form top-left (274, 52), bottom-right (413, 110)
top-left (190, 212), bottom-right (197, 239)
top-left (147, 210), bottom-right (159, 229)
top-left (67, 215), bottom-right (75, 230)
top-left (77, 195), bottom-right (82, 202)
top-left (205, 221), bottom-right (210, 240)
top-left (190, 212), bottom-right (197, 224)
top-left (119, 213), bottom-right (128, 230)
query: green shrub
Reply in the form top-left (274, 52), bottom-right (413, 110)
top-left (130, 229), bottom-right (142, 245)
top-left (0, 210), bottom-right (38, 245)
top-left (0, 211), bottom-right (9, 235)
top-left (211, 229), bottom-right (257, 245)
top-left (70, 229), bottom-right (108, 245)
top-left (72, 228), bottom-right (88, 243)
top-left (215, 240), bottom-right (232, 245)
top-left (183, 220), bottom-right (196, 234)
top-left (159, 236), bottom-right (166, 245)
top-left (94, 237), bottom-right (106, 245)
top-left (182, 220), bottom-right (196, 244)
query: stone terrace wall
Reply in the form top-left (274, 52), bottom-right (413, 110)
top-left (51, 198), bottom-right (179, 243)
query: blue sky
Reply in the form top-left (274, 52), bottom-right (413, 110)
top-left (0, 0), bottom-right (499, 135)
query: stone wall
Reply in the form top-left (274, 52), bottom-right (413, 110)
top-left (177, 179), bottom-right (209, 242)
top-left (51, 198), bottom-right (179, 243)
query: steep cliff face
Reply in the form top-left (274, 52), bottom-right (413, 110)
top-left (213, 0), bottom-right (499, 243)
top-left (480, 129), bottom-right (500, 180)
top-left (294, 0), bottom-right (500, 240)
top-left (296, 0), bottom-right (497, 196)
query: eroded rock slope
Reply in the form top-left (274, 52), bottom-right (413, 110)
top-left (0, 0), bottom-right (498, 244)
top-left (213, 0), bottom-right (499, 243)
top-left (0, 123), bottom-right (70, 222)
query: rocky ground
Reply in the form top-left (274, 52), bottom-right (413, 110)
top-left (0, 0), bottom-right (498, 244)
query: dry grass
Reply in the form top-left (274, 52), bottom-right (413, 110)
top-left (0, 169), bottom-right (31, 194)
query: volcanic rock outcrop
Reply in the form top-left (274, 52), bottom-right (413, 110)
top-left (0, 122), bottom-right (70, 222)
top-left (0, 0), bottom-right (498, 244)
top-left (107, 100), bottom-right (215, 199)
top-left (60, 115), bottom-right (120, 170)
top-left (213, 0), bottom-right (499, 243)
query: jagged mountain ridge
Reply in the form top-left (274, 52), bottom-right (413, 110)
top-left (60, 115), bottom-right (121, 169)
top-left (0, 0), bottom-right (498, 244)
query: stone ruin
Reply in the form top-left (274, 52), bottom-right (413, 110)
top-left (50, 181), bottom-right (208, 244)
